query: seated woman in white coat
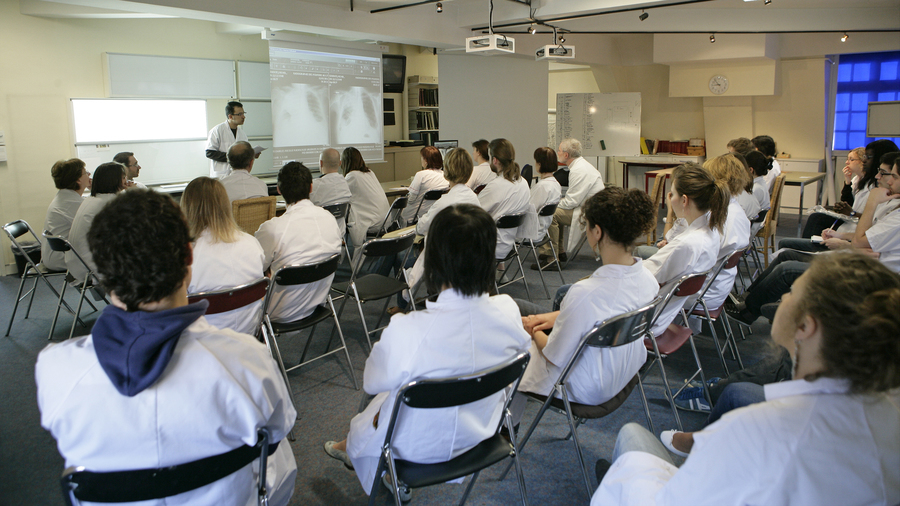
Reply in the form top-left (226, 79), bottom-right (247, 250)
top-left (528, 147), bottom-right (563, 243)
top-left (644, 163), bottom-right (726, 337)
top-left (182, 177), bottom-right (266, 336)
top-left (41, 158), bottom-right (90, 272)
top-left (514, 187), bottom-right (659, 414)
top-left (477, 138), bottom-right (537, 260)
top-left (342, 146), bottom-right (390, 250)
top-left (593, 253), bottom-right (900, 506)
top-left (724, 152), bottom-right (761, 221)
top-left (324, 204), bottom-right (531, 500)
top-left (66, 162), bottom-right (126, 283)
top-left (400, 146), bottom-right (449, 225)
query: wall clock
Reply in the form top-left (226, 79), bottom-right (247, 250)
top-left (709, 74), bottom-right (729, 95)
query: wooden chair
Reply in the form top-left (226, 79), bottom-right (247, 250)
top-left (232, 196), bottom-right (276, 235)
top-left (754, 174), bottom-right (787, 267)
top-left (646, 173), bottom-right (669, 245)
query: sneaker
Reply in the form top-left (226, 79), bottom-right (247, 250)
top-left (382, 473), bottom-right (411, 502)
top-left (670, 377), bottom-right (719, 397)
top-left (324, 441), bottom-right (354, 470)
top-left (672, 385), bottom-right (711, 413)
top-left (659, 430), bottom-right (689, 458)
top-left (558, 252), bottom-right (568, 262)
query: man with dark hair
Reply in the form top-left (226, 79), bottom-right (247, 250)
top-left (113, 151), bottom-right (146, 189)
top-left (206, 100), bottom-right (249, 179)
top-left (466, 139), bottom-right (496, 190)
top-left (255, 162), bottom-right (342, 322)
top-left (35, 189), bottom-right (298, 505)
top-left (220, 141), bottom-right (268, 201)
top-left (726, 137), bottom-right (753, 156)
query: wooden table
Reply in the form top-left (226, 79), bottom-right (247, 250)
top-left (381, 180), bottom-right (411, 198)
top-left (782, 171), bottom-right (827, 236)
top-left (644, 167), bottom-right (675, 195)
top-left (619, 160), bottom-right (684, 190)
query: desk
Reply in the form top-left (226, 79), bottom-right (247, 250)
top-left (381, 180), bottom-right (411, 198)
top-left (782, 171), bottom-right (826, 236)
top-left (644, 167), bottom-right (675, 196)
top-left (616, 155), bottom-right (704, 189)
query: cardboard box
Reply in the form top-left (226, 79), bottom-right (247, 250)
top-left (687, 146), bottom-right (706, 156)
top-left (408, 75), bottom-right (437, 84)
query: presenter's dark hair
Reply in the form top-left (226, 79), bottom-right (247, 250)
top-left (226, 101), bottom-right (243, 117)
top-left (533, 147), bottom-right (558, 174)
top-left (424, 204), bottom-right (497, 297)
top-left (745, 150), bottom-right (769, 178)
top-left (51, 158), bottom-right (86, 190)
top-left (472, 139), bottom-right (489, 162)
top-left (341, 146), bottom-right (370, 175)
top-left (583, 187), bottom-right (655, 248)
top-left (227, 141), bottom-right (254, 170)
top-left (751, 135), bottom-right (777, 158)
top-left (278, 162), bottom-right (312, 204)
top-left (91, 162), bottom-right (125, 196)
top-left (112, 152), bottom-right (134, 166)
top-left (420, 146), bottom-right (443, 170)
top-left (88, 189), bottom-right (191, 312)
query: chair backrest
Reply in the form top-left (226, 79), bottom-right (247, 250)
top-left (271, 253), bottom-right (340, 287)
top-left (42, 231), bottom-right (93, 278)
top-left (651, 271), bottom-right (710, 328)
top-left (553, 167), bottom-right (569, 187)
top-left (322, 201), bottom-right (351, 223)
top-left (751, 208), bottom-right (768, 224)
top-left (413, 188), bottom-right (449, 222)
top-left (188, 277), bottom-right (270, 315)
top-left (537, 202), bottom-right (559, 218)
top-left (723, 247), bottom-right (747, 270)
top-left (4, 220), bottom-right (41, 256)
top-left (359, 229), bottom-right (417, 260)
top-left (521, 164), bottom-right (533, 187)
top-left (761, 174), bottom-right (787, 235)
top-left (232, 196), bottom-right (276, 235)
top-left (496, 213), bottom-right (526, 230)
top-left (376, 195), bottom-right (409, 236)
top-left (473, 184), bottom-right (487, 195)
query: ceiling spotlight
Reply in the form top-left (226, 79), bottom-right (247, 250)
top-left (710, 33), bottom-right (715, 43)
top-left (764, 0), bottom-right (771, 4)
top-left (639, 10), bottom-right (649, 21)
top-left (528, 24), bottom-right (536, 35)
top-left (558, 35), bottom-right (566, 44)
top-left (841, 32), bottom-right (849, 42)
top-left (436, 2), bottom-right (442, 13)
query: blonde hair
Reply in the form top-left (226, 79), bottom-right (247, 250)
top-left (181, 177), bottom-right (240, 243)
top-left (672, 163), bottom-right (730, 233)
top-left (444, 148), bottom-right (474, 185)
top-left (489, 138), bottom-right (520, 183)
top-left (704, 154), bottom-right (752, 197)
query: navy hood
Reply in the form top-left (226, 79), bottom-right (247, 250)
top-left (92, 300), bottom-right (208, 397)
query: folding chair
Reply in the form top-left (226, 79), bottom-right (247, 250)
top-left (369, 352), bottom-right (531, 506)
top-left (61, 428), bottom-right (273, 506)
top-left (322, 201), bottom-right (352, 261)
top-left (517, 202), bottom-right (565, 298)
top-left (260, 253), bottom-right (358, 400)
top-left (641, 270), bottom-right (712, 432)
top-left (473, 184), bottom-right (487, 195)
top-left (331, 230), bottom-right (417, 352)
top-left (42, 232), bottom-right (109, 340)
top-left (520, 164), bottom-right (533, 187)
top-left (3, 220), bottom-right (74, 337)
top-left (498, 300), bottom-right (660, 498)
top-left (409, 188), bottom-right (448, 225)
top-left (232, 196), bottom-right (276, 235)
top-left (755, 174), bottom-right (786, 267)
top-left (187, 277), bottom-right (270, 338)
top-left (371, 196), bottom-right (409, 238)
top-left (494, 213), bottom-right (531, 302)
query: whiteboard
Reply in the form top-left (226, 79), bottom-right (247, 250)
top-left (105, 53), bottom-right (236, 98)
top-left (238, 61), bottom-right (271, 99)
top-left (240, 101), bottom-right (274, 138)
top-left (868, 101), bottom-right (900, 137)
top-left (555, 93), bottom-right (641, 157)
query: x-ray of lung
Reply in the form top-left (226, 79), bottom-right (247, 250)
top-left (272, 83), bottom-right (330, 147)
top-left (331, 86), bottom-right (381, 145)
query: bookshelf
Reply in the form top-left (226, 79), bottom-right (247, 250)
top-left (408, 76), bottom-right (438, 146)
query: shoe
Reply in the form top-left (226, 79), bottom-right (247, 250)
top-left (760, 302), bottom-right (779, 322)
top-left (530, 258), bottom-right (558, 271)
top-left (594, 459), bottom-right (612, 483)
top-left (558, 252), bottom-right (568, 262)
top-left (672, 385), bottom-right (711, 413)
top-left (382, 473), bottom-right (411, 502)
top-left (670, 377), bottom-right (719, 397)
top-left (725, 304), bottom-right (757, 326)
top-left (324, 441), bottom-right (354, 470)
top-left (386, 306), bottom-right (409, 316)
top-left (659, 430), bottom-right (689, 458)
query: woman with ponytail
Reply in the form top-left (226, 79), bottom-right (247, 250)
top-left (644, 162), bottom-right (728, 337)
top-left (477, 138), bottom-right (537, 259)
top-left (594, 252), bottom-right (900, 505)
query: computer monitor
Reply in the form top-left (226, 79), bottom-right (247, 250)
top-left (433, 140), bottom-right (458, 159)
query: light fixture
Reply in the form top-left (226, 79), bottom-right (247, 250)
top-left (764, 0), bottom-right (771, 4)
top-left (558, 35), bottom-right (566, 44)
top-left (436, 2), bottom-right (442, 13)
top-left (841, 32), bottom-right (849, 42)
top-left (528, 23), bottom-right (536, 35)
top-left (639, 10), bottom-right (649, 21)
top-left (710, 33), bottom-right (715, 43)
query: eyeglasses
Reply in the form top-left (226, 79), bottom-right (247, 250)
top-left (847, 156), bottom-right (861, 162)
top-left (877, 169), bottom-right (898, 179)
top-left (232, 112), bottom-right (246, 117)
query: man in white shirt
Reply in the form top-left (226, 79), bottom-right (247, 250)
top-left (311, 148), bottom-right (353, 237)
top-left (537, 138), bottom-right (605, 267)
top-left (113, 152), bottom-right (146, 189)
top-left (466, 139), bottom-right (496, 191)
top-left (206, 101), bottom-right (249, 179)
top-left (220, 141), bottom-right (269, 202)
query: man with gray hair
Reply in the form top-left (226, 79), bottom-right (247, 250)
top-left (220, 141), bottom-right (268, 202)
top-left (113, 152), bottom-right (146, 189)
top-left (535, 138), bottom-right (604, 269)
top-left (311, 148), bottom-right (352, 235)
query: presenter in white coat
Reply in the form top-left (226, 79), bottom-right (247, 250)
top-left (206, 101), bottom-right (249, 179)
top-left (342, 146), bottom-right (390, 250)
top-left (477, 138), bottom-right (537, 260)
top-left (324, 204), bottom-right (530, 501)
top-left (182, 177), bottom-right (266, 336)
top-left (41, 158), bottom-right (90, 272)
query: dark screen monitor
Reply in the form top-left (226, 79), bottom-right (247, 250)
top-left (433, 140), bottom-right (458, 159)
top-left (383, 54), bottom-right (406, 94)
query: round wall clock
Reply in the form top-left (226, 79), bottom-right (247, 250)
top-left (709, 74), bottom-right (729, 95)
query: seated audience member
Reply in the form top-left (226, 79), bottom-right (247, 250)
top-left (514, 188), bottom-right (657, 415)
top-left (477, 138), bottom-right (537, 260)
top-left (400, 146), bottom-right (448, 225)
top-left (744, 150), bottom-right (771, 213)
top-left (41, 159), bottom-right (90, 272)
top-left (528, 147), bottom-right (563, 248)
top-left (644, 163), bottom-right (727, 337)
top-left (720, 153), bottom-right (759, 220)
top-left (220, 141), bottom-right (268, 202)
top-left (342, 146), bottom-right (389, 250)
top-left (751, 135), bottom-right (781, 193)
top-left (725, 137), bottom-right (753, 156)
top-left (35, 189), bottom-right (297, 506)
top-left (593, 253), bottom-right (900, 506)
top-left (66, 162), bottom-right (126, 282)
top-left (466, 139), bottom-right (497, 190)
top-left (311, 147), bottom-right (353, 237)
top-left (182, 177), bottom-right (266, 336)
top-left (113, 151), bottom-right (146, 189)
top-left (323, 204), bottom-right (530, 500)
top-left (255, 162), bottom-right (342, 323)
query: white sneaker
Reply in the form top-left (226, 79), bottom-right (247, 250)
top-left (323, 441), bottom-right (354, 470)
top-left (659, 430), bottom-right (689, 458)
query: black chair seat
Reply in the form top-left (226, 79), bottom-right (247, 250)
top-left (395, 434), bottom-right (514, 489)
top-left (524, 375), bottom-right (638, 420)
top-left (333, 274), bottom-right (408, 302)
top-left (269, 304), bottom-right (332, 334)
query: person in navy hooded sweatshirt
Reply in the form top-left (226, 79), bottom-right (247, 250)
top-left (35, 189), bottom-right (298, 506)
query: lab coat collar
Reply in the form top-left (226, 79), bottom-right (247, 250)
top-left (426, 289), bottom-right (489, 309)
top-left (591, 258), bottom-right (646, 279)
top-left (285, 199), bottom-right (314, 212)
top-left (92, 300), bottom-right (209, 397)
top-left (764, 376), bottom-right (850, 401)
top-left (686, 211), bottom-right (711, 232)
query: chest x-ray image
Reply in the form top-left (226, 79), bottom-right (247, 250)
top-left (272, 83), bottom-right (330, 147)
top-left (331, 85), bottom-right (381, 145)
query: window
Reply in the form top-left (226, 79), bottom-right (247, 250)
top-left (833, 51), bottom-right (900, 151)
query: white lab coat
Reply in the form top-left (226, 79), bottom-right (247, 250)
top-left (752, 176), bottom-right (770, 212)
top-left (220, 170), bottom-right (268, 202)
top-left (310, 172), bottom-right (353, 237)
top-left (592, 378), bottom-right (900, 506)
top-left (735, 190), bottom-right (761, 220)
top-left (400, 169), bottom-right (448, 225)
top-left (698, 198), bottom-right (750, 311)
top-left (189, 229), bottom-right (266, 336)
top-left (35, 317), bottom-right (298, 506)
top-left (518, 260), bottom-right (659, 405)
top-left (528, 176), bottom-right (562, 242)
top-left (41, 189), bottom-right (84, 272)
top-left (66, 193), bottom-right (117, 282)
top-left (255, 200), bottom-right (342, 323)
top-left (559, 156), bottom-right (605, 253)
top-left (345, 170), bottom-right (390, 249)
top-left (346, 290), bottom-right (531, 493)
top-left (478, 176), bottom-right (537, 259)
top-left (866, 205), bottom-right (900, 273)
top-left (466, 162), bottom-right (497, 190)
top-left (763, 159), bottom-right (782, 193)
top-left (644, 213), bottom-right (720, 337)
top-left (207, 121), bottom-right (248, 179)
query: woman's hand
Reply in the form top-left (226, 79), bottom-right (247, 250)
top-left (522, 312), bottom-right (559, 336)
top-left (656, 239), bottom-right (668, 249)
top-left (823, 238), bottom-right (852, 250)
top-left (842, 164), bottom-right (853, 185)
top-left (833, 201), bottom-right (852, 215)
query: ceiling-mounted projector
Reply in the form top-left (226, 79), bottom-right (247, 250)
top-left (535, 44), bottom-right (575, 61)
top-left (465, 34), bottom-right (515, 55)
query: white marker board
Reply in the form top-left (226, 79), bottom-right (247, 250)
top-left (105, 53), bottom-right (236, 98)
top-left (555, 93), bottom-right (641, 156)
top-left (868, 101), bottom-right (900, 137)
